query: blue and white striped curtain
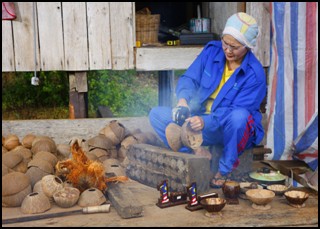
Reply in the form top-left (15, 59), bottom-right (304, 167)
top-left (265, 2), bottom-right (318, 171)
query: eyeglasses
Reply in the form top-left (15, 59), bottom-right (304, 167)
top-left (221, 38), bottom-right (245, 52)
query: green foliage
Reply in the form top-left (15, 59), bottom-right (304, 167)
top-left (2, 71), bottom-right (69, 111)
top-left (88, 70), bottom-right (158, 117)
top-left (2, 70), bottom-right (158, 119)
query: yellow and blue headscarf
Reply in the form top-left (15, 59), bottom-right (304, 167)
top-left (222, 12), bottom-right (259, 49)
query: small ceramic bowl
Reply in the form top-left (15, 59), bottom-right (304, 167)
top-left (284, 190), bottom-right (309, 208)
top-left (267, 184), bottom-right (290, 196)
top-left (200, 197), bottom-right (226, 217)
top-left (246, 189), bottom-right (275, 210)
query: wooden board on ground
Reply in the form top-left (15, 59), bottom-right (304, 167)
top-left (2, 178), bottom-right (318, 227)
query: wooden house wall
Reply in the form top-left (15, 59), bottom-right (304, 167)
top-left (2, 2), bottom-right (270, 72)
top-left (2, 2), bottom-right (135, 72)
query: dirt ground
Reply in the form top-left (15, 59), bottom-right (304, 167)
top-left (2, 178), bottom-right (318, 227)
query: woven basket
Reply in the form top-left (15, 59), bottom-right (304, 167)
top-left (136, 14), bottom-right (160, 44)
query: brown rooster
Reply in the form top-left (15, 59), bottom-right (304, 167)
top-left (56, 140), bottom-right (128, 193)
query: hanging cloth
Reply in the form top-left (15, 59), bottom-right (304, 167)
top-left (2, 2), bottom-right (16, 20)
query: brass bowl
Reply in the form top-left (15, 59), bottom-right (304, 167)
top-left (200, 197), bottom-right (226, 213)
top-left (284, 190), bottom-right (309, 208)
top-left (246, 189), bottom-right (275, 210)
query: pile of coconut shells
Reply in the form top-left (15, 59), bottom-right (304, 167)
top-left (2, 119), bottom-right (163, 214)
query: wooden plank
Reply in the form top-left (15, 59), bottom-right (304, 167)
top-left (69, 72), bottom-right (88, 92)
top-left (2, 21), bottom-right (15, 72)
top-left (136, 46), bottom-right (203, 71)
top-left (208, 2), bottom-right (240, 35)
top-left (109, 2), bottom-right (135, 70)
top-left (106, 182), bottom-right (143, 219)
top-left (246, 2), bottom-right (271, 67)
top-left (37, 2), bottom-right (64, 71)
top-left (62, 2), bottom-right (89, 71)
top-left (12, 2), bottom-right (40, 72)
top-left (87, 2), bottom-right (112, 70)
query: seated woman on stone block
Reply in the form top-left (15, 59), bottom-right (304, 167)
top-left (149, 12), bottom-right (266, 188)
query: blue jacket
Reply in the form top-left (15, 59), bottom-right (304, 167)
top-left (176, 41), bottom-right (266, 145)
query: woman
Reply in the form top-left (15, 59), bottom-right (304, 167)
top-left (149, 12), bottom-right (266, 188)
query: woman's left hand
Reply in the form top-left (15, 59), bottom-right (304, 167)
top-left (185, 116), bottom-right (204, 131)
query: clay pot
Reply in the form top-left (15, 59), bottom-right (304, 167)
top-left (222, 181), bottom-right (240, 199)
top-left (78, 188), bottom-right (106, 207)
top-left (53, 187), bottom-right (80, 208)
top-left (21, 192), bottom-right (51, 214)
top-left (2, 172), bottom-right (32, 207)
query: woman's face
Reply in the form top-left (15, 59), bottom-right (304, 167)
top-left (221, 34), bottom-right (248, 62)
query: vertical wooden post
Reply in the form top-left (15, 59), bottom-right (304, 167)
top-left (68, 71), bottom-right (88, 119)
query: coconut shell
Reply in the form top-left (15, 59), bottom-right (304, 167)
top-left (2, 146), bottom-right (8, 155)
top-left (56, 144), bottom-right (71, 159)
top-left (53, 187), bottom-right (80, 208)
top-left (11, 146), bottom-right (33, 164)
top-left (21, 134), bottom-right (36, 149)
top-left (26, 166), bottom-right (51, 188)
top-left (28, 158), bottom-right (54, 174)
top-left (99, 120), bottom-right (126, 145)
top-left (2, 172), bottom-right (31, 196)
top-left (87, 134), bottom-right (114, 150)
top-left (4, 134), bottom-right (20, 151)
top-left (2, 163), bottom-right (14, 177)
top-left (2, 184), bottom-right (32, 207)
top-left (2, 152), bottom-right (24, 169)
top-left (31, 136), bottom-right (57, 155)
top-left (181, 121), bottom-right (203, 149)
top-left (41, 175), bottom-right (64, 198)
top-left (165, 123), bottom-right (182, 152)
top-left (78, 188), bottom-right (106, 207)
top-left (21, 192), bottom-right (51, 214)
top-left (33, 151), bottom-right (58, 167)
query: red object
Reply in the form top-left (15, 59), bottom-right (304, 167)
top-left (2, 2), bottom-right (16, 20)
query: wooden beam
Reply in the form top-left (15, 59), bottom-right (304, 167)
top-left (135, 46), bottom-right (203, 71)
top-left (68, 72), bottom-right (88, 119)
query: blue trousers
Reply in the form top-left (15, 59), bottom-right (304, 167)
top-left (148, 106), bottom-right (257, 175)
